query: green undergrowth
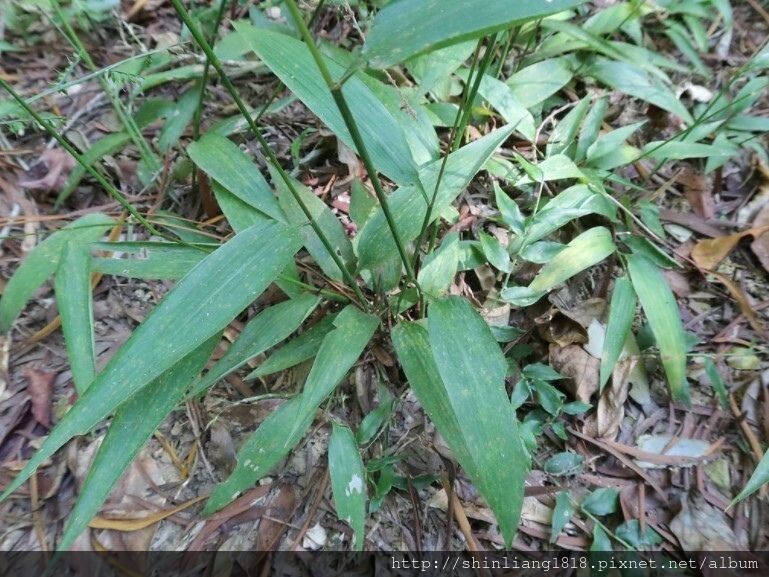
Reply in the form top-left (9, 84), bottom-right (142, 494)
top-left (0, 0), bottom-right (768, 552)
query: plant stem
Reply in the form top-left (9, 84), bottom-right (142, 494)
top-left (170, 0), bottom-right (369, 310)
top-left (282, 0), bottom-right (419, 290)
top-left (0, 77), bottom-right (178, 244)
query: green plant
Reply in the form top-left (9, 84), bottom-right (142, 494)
top-left (1, 0), bottom-right (767, 553)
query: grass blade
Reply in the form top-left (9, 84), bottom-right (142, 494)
top-left (363, 0), bottom-right (587, 68)
top-left (91, 242), bottom-right (209, 280)
top-left (626, 252), bottom-right (689, 405)
top-left (329, 421), bottom-right (366, 551)
top-left (57, 334), bottom-right (219, 552)
top-left (0, 214), bottom-right (114, 334)
top-left (0, 221), bottom-right (303, 503)
top-left (54, 241), bottom-right (96, 395)
top-left (731, 453), bottom-right (769, 507)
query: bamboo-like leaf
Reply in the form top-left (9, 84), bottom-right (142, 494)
top-left (600, 276), bottom-right (636, 391)
top-left (234, 22), bottom-right (420, 189)
top-left (731, 453), bottom-right (769, 507)
top-left (57, 334), bottom-right (219, 552)
top-left (0, 214), bottom-right (114, 334)
top-left (272, 167), bottom-right (356, 281)
top-left (205, 305), bottom-right (378, 514)
top-left (55, 241), bottom-right (96, 395)
top-left (394, 297), bottom-right (529, 547)
top-left (529, 227), bottom-right (616, 292)
top-left (356, 125), bottom-right (513, 272)
top-left (428, 297), bottom-right (529, 547)
top-left (246, 314), bottom-right (337, 380)
top-left (91, 242), bottom-right (209, 280)
top-left (625, 252), bottom-right (689, 405)
top-left (0, 221), bottom-right (303, 503)
top-left (329, 421), bottom-right (366, 551)
top-left (187, 133), bottom-right (285, 222)
top-left (417, 232), bottom-right (460, 298)
top-left (188, 293), bottom-right (320, 397)
top-left (363, 0), bottom-right (587, 68)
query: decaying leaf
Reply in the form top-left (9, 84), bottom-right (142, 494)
top-left (24, 366), bottom-right (56, 428)
top-left (549, 344), bottom-right (599, 403)
top-left (691, 225), bottom-right (769, 270)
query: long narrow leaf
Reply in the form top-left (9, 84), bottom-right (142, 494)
top-left (55, 241), bottom-right (96, 395)
top-left (626, 253), bottom-right (689, 405)
top-left (600, 275), bottom-right (637, 390)
top-left (731, 453), bottom-right (769, 507)
top-left (363, 0), bottom-right (587, 68)
top-left (0, 221), bottom-right (303, 502)
top-left (188, 133), bottom-right (285, 222)
top-left (235, 22), bottom-right (420, 189)
top-left (0, 214), bottom-right (114, 334)
top-left (57, 334), bottom-right (219, 552)
top-left (205, 305), bottom-right (378, 514)
top-left (329, 421), bottom-right (366, 551)
top-left (188, 293), bottom-right (320, 397)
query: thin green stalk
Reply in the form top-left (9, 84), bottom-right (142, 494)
top-left (191, 0), bottom-right (228, 142)
top-left (170, 0), bottom-right (369, 310)
top-left (0, 77), bottom-right (176, 244)
top-left (282, 0), bottom-right (419, 289)
top-left (50, 1), bottom-right (159, 180)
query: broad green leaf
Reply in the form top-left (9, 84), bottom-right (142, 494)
top-left (544, 452), bottom-right (585, 476)
top-left (731, 452), bottom-right (769, 507)
top-left (211, 181), bottom-right (269, 233)
top-left (590, 523), bottom-right (613, 551)
top-left (91, 242), bottom-right (209, 280)
top-left (329, 421), bottom-right (367, 551)
top-left (507, 57), bottom-right (574, 109)
top-left (586, 57), bottom-right (692, 123)
top-left (493, 183), bottom-right (524, 236)
top-left (408, 41), bottom-right (476, 98)
top-left (479, 232), bottom-right (512, 273)
top-left (55, 242), bottom-right (96, 395)
top-left (0, 221), bottom-right (303, 503)
top-left (428, 296), bottom-right (529, 547)
top-left (600, 276), bottom-right (637, 391)
top-left (392, 322), bottom-right (478, 480)
top-left (356, 125), bottom-right (514, 272)
top-left (246, 314), bottom-right (337, 380)
top-left (641, 140), bottom-right (733, 161)
top-left (576, 96), bottom-right (608, 162)
top-left (625, 253), bottom-right (688, 405)
top-left (524, 184), bottom-right (616, 246)
top-left (206, 305), bottom-right (378, 514)
top-left (189, 293), bottom-right (321, 397)
top-left (458, 71), bottom-right (535, 141)
top-left (581, 488), bottom-right (619, 516)
top-left (586, 121), bottom-right (645, 169)
top-left (158, 84), bottom-right (199, 153)
top-left (272, 167), bottom-right (356, 281)
top-left (0, 213), bottom-right (114, 334)
top-left (529, 227), bottom-right (616, 292)
top-left (551, 492), bottom-right (575, 542)
top-left (350, 179), bottom-right (377, 227)
top-left (234, 22), bottom-right (420, 189)
top-left (363, 0), bottom-right (587, 68)
top-left (417, 232), bottom-right (460, 298)
top-left (547, 95), bottom-right (591, 157)
top-left (187, 133), bottom-right (285, 222)
top-left (514, 154), bottom-right (584, 185)
top-left (57, 334), bottom-right (219, 552)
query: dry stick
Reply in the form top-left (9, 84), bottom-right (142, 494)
top-left (289, 467), bottom-right (330, 551)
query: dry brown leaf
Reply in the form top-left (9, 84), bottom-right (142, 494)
top-left (679, 166), bottom-right (714, 219)
top-left (89, 494), bottom-right (207, 531)
top-left (256, 483), bottom-right (296, 551)
top-left (24, 366), bottom-right (56, 427)
top-left (19, 149), bottom-right (76, 192)
top-left (596, 356), bottom-right (633, 439)
top-left (705, 269), bottom-right (767, 336)
top-left (691, 225), bottom-right (769, 270)
top-left (670, 493), bottom-right (742, 551)
top-left (750, 202), bottom-right (769, 272)
top-left (549, 344), bottom-right (599, 403)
